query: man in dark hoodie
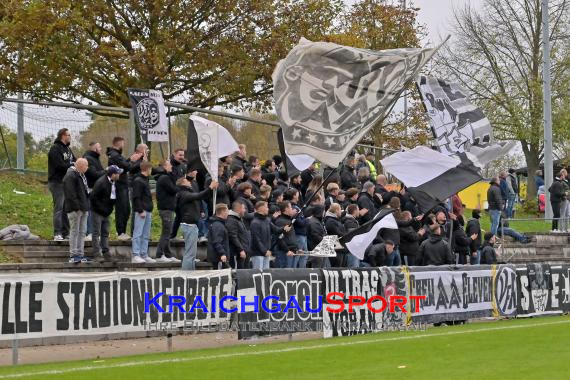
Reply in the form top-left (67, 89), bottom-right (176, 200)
top-left (131, 162), bottom-right (154, 264)
top-left (63, 158), bottom-right (89, 263)
top-left (466, 209), bottom-right (483, 265)
top-left (249, 201), bottom-right (289, 270)
top-left (340, 156), bottom-right (359, 190)
top-left (48, 128), bottom-right (76, 240)
top-left (357, 181), bottom-right (380, 224)
top-left (549, 169), bottom-right (568, 231)
top-left (226, 200), bottom-right (251, 269)
top-left (83, 142), bottom-right (106, 238)
top-left (417, 224), bottom-right (455, 266)
top-left (453, 220), bottom-right (478, 265)
top-left (170, 149), bottom-right (187, 179)
top-left (177, 169), bottom-right (218, 270)
top-left (106, 137), bottom-right (143, 240)
top-left (480, 232), bottom-right (498, 264)
top-left (207, 204), bottom-right (230, 269)
top-left (155, 160), bottom-right (180, 263)
top-left (343, 204), bottom-right (360, 232)
top-left (325, 203), bottom-right (347, 267)
top-left (285, 188), bottom-right (309, 268)
top-left (307, 204), bottom-right (328, 268)
top-left (365, 240), bottom-right (395, 267)
top-left (89, 165), bottom-right (122, 263)
top-left (274, 201), bottom-right (299, 268)
top-left (399, 211), bottom-right (425, 266)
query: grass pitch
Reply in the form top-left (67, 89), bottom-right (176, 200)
top-left (0, 316), bottom-right (568, 380)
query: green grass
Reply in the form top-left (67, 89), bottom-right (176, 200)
top-left (0, 171), bottom-right (165, 242)
top-left (0, 316), bottom-right (568, 379)
top-left (467, 208), bottom-right (552, 234)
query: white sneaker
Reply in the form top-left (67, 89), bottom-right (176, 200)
top-left (169, 257), bottom-right (181, 263)
top-left (54, 235), bottom-right (64, 241)
top-left (131, 256), bottom-right (146, 264)
top-left (198, 236), bottom-right (208, 244)
top-left (84, 234), bottom-right (92, 242)
top-left (155, 256), bottom-right (172, 263)
top-left (144, 256), bottom-right (157, 263)
top-left (118, 233), bottom-right (131, 241)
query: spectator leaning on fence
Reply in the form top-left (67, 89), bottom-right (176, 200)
top-left (63, 158), bottom-right (90, 263)
top-left (48, 128), bottom-right (76, 241)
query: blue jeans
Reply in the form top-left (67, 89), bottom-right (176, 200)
top-left (181, 224), bottom-right (199, 270)
top-left (490, 209), bottom-right (501, 235)
top-left (86, 211), bottom-right (94, 235)
top-left (198, 201), bottom-right (208, 237)
top-left (251, 256), bottom-right (270, 270)
top-left (132, 211), bottom-right (152, 257)
top-left (287, 255), bottom-right (300, 268)
top-left (347, 254), bottom-right (360, 268)
top-left (274, 250), bottom-right (287, 268)
top-left (499, 227), bottom-right (528, 243)
top-left (471, 249), bottom-right (481, 265)
top-left (295, 235), bottom-right (308, 268)
top-left (506, 194), bottom-right (516, 218)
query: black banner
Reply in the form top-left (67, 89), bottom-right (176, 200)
top-left (516, 264), bottom-right (570, 316)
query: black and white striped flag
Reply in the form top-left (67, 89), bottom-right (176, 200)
top-left (341, 208), bottom-right (398, 260)
top-left (380, 146), bottom-right (483, 213)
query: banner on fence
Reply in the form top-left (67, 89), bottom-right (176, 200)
top-left (407, 265), bottom-right (518, 323)
top-left (322, 267), bottom-right (409, 338)
top-left (0, 270), bottom-right (232, 341)
top-left (235, 269), bottom-right (324, 339)
top-left (516, 264), bottom-right (570, 317)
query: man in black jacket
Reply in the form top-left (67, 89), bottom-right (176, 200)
top-left (466, 209), bottom-right (483, 265)
top-left (131, 162), bottom-right (154, 264)
top-left (357, 182), bottom-right (380, 224)
top-left (340, 157), bottom-right (358, 190)
top-left (274, 201), bottom-right (299, 268)
top-left (487, 177), bottom-right (503, 235)
top-left (89, 165), bottom-right (122, 263)
top-left (417, 225), bottom-right (455, 266)
top-left (365, 240), bottom-right (395, 267)
top-left (48, 128), bottom-right (76, 240)
top-left (307, 204), bottom-right (328, 268)
top-left (107, 137), bottom-right (143, 240)
top-left (170, 149), bottom-right (187, 179)
top-left (343, 204), bottom-right (360, 232)
top-left (207, 204), bottom-right (230, 269)
top-left (480, 232), bottom-right (498, 264)
top-left (83, 142), bottom-right (106, 239)
top-left (399, 211), bottom-right (425, 266)
top-left (549, 170), bottom-right (568, 231)
top-left (178, 169), bottom-right (218, 270)
top-left (325, 203), bottom-right (347, 267)
top-left (155, 160), bottom-right (180, 263)
top-left (63, 158), bottom-right (89, 263)
top-left (249, 201), bottom-right (288, 270)
top-left (226, 200), bottom-right (251, 269)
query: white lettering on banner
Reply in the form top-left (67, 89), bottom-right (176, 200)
top-left (0, 271), bottom-right (232, 341)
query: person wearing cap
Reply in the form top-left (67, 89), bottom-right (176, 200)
top-left (89, 165), bottom-right (123, 263)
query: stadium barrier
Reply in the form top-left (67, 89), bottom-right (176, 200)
top-left (0, 264), bottom-right (566, 344)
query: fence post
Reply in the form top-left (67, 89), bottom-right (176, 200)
top-left (16, 93), bottom-right (25, 170)
top-left (12, 338), bottom-right (18, 365)
top-left (129, 110), bottom-right (136, 154)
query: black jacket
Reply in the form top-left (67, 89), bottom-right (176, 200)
top-left (307, 216), bottom-right (326, 250)
top-left (357, 192), bottom-right (378, 224)
top-left (170, 157), bottom-right (187, 180)
top-left (48, 140), bottom-right (76, 183)
top-left (399, 224), bottom-right (421, 257)
top-left (274, 214), bottom-right (298, 252)
top-left (207, 217), bottom-right (230, 265)
top-left (340, 165), bottom-right (358, 190)
top-left (301, 168), bottom-right (315, 194)
top-left (549, 178), bottom-right (567, 203)
top-left (155, 172), bottom-right (178, 211)
top-left (83, 150), bottom-right (105, 188)
top-left (63, 167), bottom-right (89, 213)
top-left (365, 243), bottom-right (391, 267)
top-left (177, 185), bottom-right (212, 224)
top-left (418, 234), bottom-right (454, 266)
top-left (343, 215), bottom-right (360, 232)
top-left (292, 203), bottom-right (309, 236)
top-left (107, 147), bottom-right (133, 186)
top-left (480, 243), bottom-right (497, 264)
top-left (466, 218), bottom-right (482, 253)
top-left (324, 214), bottom-right (346, 237)
top-left (132, 175), bottom-right (153, 213)
top-left (249, 213), bottom-right (281, 256)
top-left (90, 175), bottom-right (116, 217)
top-left (453, 224), bottom-right (472, 256)
top-left (226, 211), bottom-right (251, 258)
top-left (487, 183), bottom-right (503, 211)
top-left (247, 179), bottom-right (262, 199)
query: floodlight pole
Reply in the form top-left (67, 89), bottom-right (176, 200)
top-left (542, 0), bottom-right (554, 220)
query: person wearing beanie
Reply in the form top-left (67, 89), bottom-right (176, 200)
top-left (466, 209), bottom-right (483, 265)
top-left (480, 232), bottom-right (498, 264)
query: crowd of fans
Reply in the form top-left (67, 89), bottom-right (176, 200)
top-left (48, 127), bottom-right (514, 269)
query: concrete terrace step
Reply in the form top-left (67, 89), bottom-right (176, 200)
top-left (0, 261), bottom-right (213, 273)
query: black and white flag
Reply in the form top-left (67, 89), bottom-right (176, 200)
top-left (380, 146), bottom-right (483, 213)
top-left (416, 75), bottom-right (514, 166)
top-left (186, 116), bottom-right (239, 180)
top-left (127, 88), bottom-right (169, 142)
top-left (277, 128), bottom-right (315, 177)
top-left (341, 208), bottom-right (398, 260)
top-left (273, 38), bottom-right (443, 168)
